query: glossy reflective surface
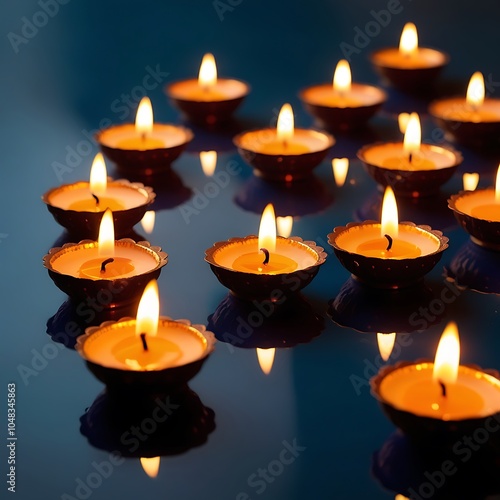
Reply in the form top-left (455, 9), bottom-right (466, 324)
top-left (3, 1), bottom-right (500, 499)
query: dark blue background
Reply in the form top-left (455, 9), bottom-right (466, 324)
top-left (2, 1), bottom-right (500, 499)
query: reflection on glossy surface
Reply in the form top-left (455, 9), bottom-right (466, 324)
top-left (80, 385), bottom-right (215, 457)
top-left (47, 298), bottom-right (138, 349)
top-left (355, 189), bottom-right (457, 232)
top-left (372, 431), bottom-right (500, 499)
top-left (207, 292), bottom-right (324, 348)
top-left (328, 277), bottom-right (441, 333)
top-left (445, 240), bottom-right (500, 295)
top-left (234, 174), bottom-right (333, 217)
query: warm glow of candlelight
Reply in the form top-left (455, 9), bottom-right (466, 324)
top-left (399, 22), bottom-right (418, 57)
top-left (332, 158), bottom-right (349, 187)
top-left (135, 280), bottom-right (160, 338)
top-left (198, 53), bottom-right (217, 89)
top-left (433, 321), bottom-right (460, 386)
top-left (257, 348), bottom-right (275, 375)
top-left (462, 173), bottom-right (479, 192)
top-left (466, 72), bottom-right (485, 109)
top-left (258, 203), bottom-right (277, 252)
top-left (496, 164), bottom-right (500, 202)
top-left (277, 103), bottom-right (294, 143)
top-left (89, 153), bottom-right (107, 197)
top-left (135, 97), bottom-right (154, 136)
top-left (276, 216), bottom-right (293, 238)
top-left (333, 59), bottom-right (352, 93)
top-left (140, 210), bottom-right (156, 234)
top-left (140, 456), bottom-right (160, 478)
top-left (380, 186), bottom-right (399, 239)
top-left (377, 332), bottom-right (396, 362)
top-left (200, 150), bottom-right (217, 176)
top-left (398, 112), bottom-right (410, 134)
top-left (403, 112), bottom-right (421, 157)
top-left (98, 209), bottom-right (115, 258)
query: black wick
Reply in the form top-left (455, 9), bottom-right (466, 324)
top-left (439, 381), bottom-right (447, 398)
top-left (260, 248), bottom-right (270, 265)
top-left (384, 234), bottom-right (393, 251)
top-left (408, 153), bottom-right (413, 164)
top-left (92, 194), bottom-right (100, 207)
top-left (100, 258), bottom-right (114, 273)
top-left (140, 333), bottom-right (149, 351)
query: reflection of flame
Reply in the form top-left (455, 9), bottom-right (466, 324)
top-left (466, 71), bottom-right (485, 109)
top-left (199, 53), bottom-right (217, 88)
top-left (140, 456), bottom-right (160, 478)
top-left (135, 97), bottom-right (154, 135)
top-left (333, 59), bottom-right (351, 93)
top-left (332, 158), bottom-right (349, 187)
top-left (140, 210), bottom-right (156, 234)
top-left (136, 280), bottom-right (159, 337)
top-left (399, 22), bottom-right (418, 56)
top-left (276, 216), bottom-right (293, 237)
top-left (496, 164), bottom-right (500, 202)
top-left (89, 153), bottom-right (107, 197)
top-left (398, 113), bottom-right (410, 134)
top-left (258, 203), bottom-right (276, 252)
top-left (403, 112), bottom-right (421, 156)
top-left (377, 332), bottom-right (396, 361)
top-left (98, 208), bottom-right (115, 258)
top-left (200, 150), bottom-right (217, 177)
top-left (277, 103), bottom-right (294, 142)
top-left (462, 173), bottom-right (479, 192)
top-left (380, 186), bottom-right (399, 239)
top-left (433, 321), bottom-right (460, 385)
top-left (257, 348), bottom-right (275, 375)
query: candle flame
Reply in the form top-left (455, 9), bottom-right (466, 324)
top-left (433, 321), bottom-right (460, 386)
top-left (332, 158), bottom-right (349, 187)
top-left (89, 153), bottom-right (107, 197)
top-left (200, 150), bottom-right (217, 177)
top-left (135, 97), bottom-right (154, 136)
top-left (140, 457), bottom-right (160, 478)
top-left (395, 495), bottom-right (410, 500)
top-left (398, 113), bottom-right (410, 134)
top-left (140, 210), bottom-right (156, 234)
top-left (258, 203), bottom-right (277, 253)
top-left (462, 173), bottom-right (479, 192)
top-left (403, 112), bottom-right (421, 156)
top-left (377, 332), bottom-right (396, 362)
top-left (380, 186), bottom-right (399, 239)
top-left (276, 216), bottom-right (293, 238)
top-left (277, 103), bottom-right (294, 143)
top-left (496, 164), bottom-right (500, 202)
top-left (333, 59), bottom-right (352, 93)
top-left (257, 348), bottom-right (275, 375)
top-left (136, 280), bottom-right (159, 338)
top-left (198, 53), bottom-right (217, 89)
top-left (399, 22), bottom-right (418, 57)
top-left (466, 72), bottom-right (485, 109)
top-left (98, 208), bottom-right (115, 258)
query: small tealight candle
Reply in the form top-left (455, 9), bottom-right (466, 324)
top-left (233, 104), bottom-right (334, 181)
top-left (332, 158), bottom-right (349, 187)
top-left (462, 173), bottom-right (480, 192)
top-left (200, 150), bottom-right (217, 177)
top-left (370, 22), bottom-right (448, 92)
top-left (470, 167), bottom-right (500, 221)
top-left (377, 332), bottom-right (396, 362)
top-left (376, 322), bottom-right (500, 421)
top-left (299, 60), bottom-right (386, 131)
top-left (165, 53), bottom-right (249, 125)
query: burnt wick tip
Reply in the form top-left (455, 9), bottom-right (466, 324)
top-left (439, 380), bottom-right (447, 398)
top-left (100, 258), bottom-right (114, 273)
top-left (92, 194), bottom-right (100, 206)
top-left (260, 248), bottom-right (270, 265)
top-left (140, 333), bottom-right (148, 351)
top-left (384, 234), bottom-right (393, 251)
